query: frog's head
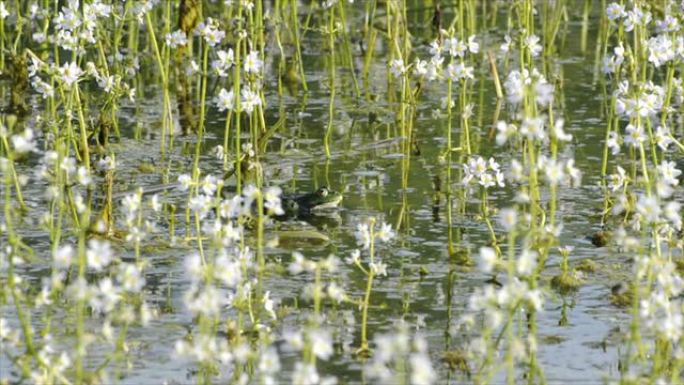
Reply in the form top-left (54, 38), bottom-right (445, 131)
top-left (297, 186), bottom-right (343, 211)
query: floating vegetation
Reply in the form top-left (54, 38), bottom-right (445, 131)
top-left (550, 271), bottom-right (584, 294)
top-left (610, 282), bottom-right (636, 308)
top-left (1, 0), bottom-right (684, 384)
top-left (589, 230), bottom-right (611, 248)
top-left (574, 258), bottom-right (599, 274)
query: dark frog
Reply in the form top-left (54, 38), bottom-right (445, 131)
top-left (277, 186), bottom-right (343, 219)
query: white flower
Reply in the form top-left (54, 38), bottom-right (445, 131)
top-left (665, 201), bottom-right (682, 230)
top-left (370, 261), bottom-right (387, 276)
top-left (524, 35), bottom-right (542, 57)
top-left (150, 194), bottom-right (162, 212)
top-left (31, 77), bottom-right (54, 99)
top-left (608, 166), bottom-right (627, 192)
top-left (242, 184), bottom-right (260, 209)
top-left (11, 128), bottom-right (37, 154)
top-left (520, 116), bottom-right (546, 141)
top-left (410, 353), bottom-right (437, 385)
top-left (292, 362), bottom-right (319, 385)
top-left (526, 289), bottom-right (544, 311)
top-left (345, 249), bottom-right (361, 265)
top-left (426, 56), bottom-right (443, 81)
top-left (184, 285), bottom-right (223, 317)
top-left (263, 186), bottom-right (284, 216)
top-left (263, 291), bottom-right (277, 319)
top-left (565, 159), bottom-right (582, 187)
top-left (657, 15), bottom-right (680, 33)
top-left (54, 244), bottom-right (74, 269)
top-left (478, 247), bottom-right (497, 273)
top-left (624, 124), bottom-right (645, 148)
top-left (543, 159), bottom-right (564, 185)
top-left (86, 239), bottom-right (113, 271)
top-left (501, 34), bottom-right (512, 53)
top-left (467, 35), bottom-right (479, 54)
top-left (200, 174), bottom-right (218, 195)
top-left (647, 34), bottom-right (675, 67)
top-left (58, 61), bottom-right (82, 87)
top-left (446, 37), bottom-right (467, 57)
top-left (91, 278), bottom-right (120, 314)
top-left (606, 3), bottom-right (625, 20)
top-left (413, 59), bottom-right (427, 76)
top-left (495, 120), bottom-right (517, 145)
top-left (178, 174), bottom-right (192, 190)
top-left (655, 125), bottom-right (673, 151)
top-left (355, 223), bottom-right (371, 249)
top-left (219, 195), bottom-right (243, 219)
top-left (212, 48), bottom-right (234, 77)
top-left (376, 222), bottom-right (395, 243)
top-left (0, 2), bottom-right (9, 19)
top-left (499, 208), bottom-right (517, 231)
top-left (326, 282), bottom-right (345, 303)
top-left (289, 252), bottom-right (315, 275)
top-left (122, 192), bottom-right (141, 219)
top-left (657, 160), bottom-right (681, 186)
top-left (447, 61), bottom-right (474, 81)
top-left (216, 88), bottom-right (235, 111)
top-left (551, 119), bottom-right (571, 142)
top-left (243, 50), bottom-right (263, 74)
top-left (636, 195), bottom-right (661, 223)
top-left (428, 40), bottom-right (442, 58)
top-left (240, 87), bottom-right (262, 114)
top-left (189, 194), bottom-right (213, 219)
top-left (258, 348), bottom-right (281, 374)
top-left (516, 250), bottom-right (537, 276)
top-left (607, 131), bottom-right (621, 155)
top-left (165, 29), bottom-right (187, 48)
top-left (198, 19), bottom-right (225, 46)
top-left (117, 263), bottom-right (145, 292)
top-left (284, 330), bottom-right (304, 351)
top-left (309, 329), bottom-right (333, 360)
top-left (389, 59), bottom-right (406, 78)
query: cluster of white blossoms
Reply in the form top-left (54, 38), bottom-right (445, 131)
top-left (283, 328), bottom-right (337, 384)
top-left (28, 50), bottom-right (135, 102)
top-left (504, 68), bottom-right (554, 107)
top-left (392, 31), bottom-right (478, 83)
top-left (347, 219), bottom-right (395, 277)
top-left (196, 17), bottom-right (226, 47)
top-left (178, 173), bottom-right (284, 221)
top-left (614, 80), bottom-right (667, 119)
top-left (51, 239), bottom-right (151, 326)
top-left (177, 246), bottom-right (277, 373)
top-left (289, 252), bottom-right (346, 303)
top-left (364, 323), bottom-right (436, 385)
top-left (215, 86), bottom-right (263, 114)
top-left (461, 156), bottom-right (505, 189)
top-left (119, 190), bottom-right (160, 243)
top-left (209, 46), bottom-right (264, 114)
top-left (455, 242), bottom-right (543, 369)
top-left (538, 155), bottom-right (582, 187)
top-left (48, 0), bottom-right (112, 52)
top-left (608, 0), bottom-right (684, 72)
top-left (638, 257), bottom-right (684, 344)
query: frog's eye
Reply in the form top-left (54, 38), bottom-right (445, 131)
top-left (318, 187), bottom-right (328, 197)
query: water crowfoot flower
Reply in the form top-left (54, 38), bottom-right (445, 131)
top-left (212, 49), bottom-right (234, 77)
top-left (57, 61), bottom-right (82, 87)
top-left (165, 29), bottom-right (187, 48)
top-left (389, 58), bottom-right (407, 78)
top-left (86, 239), bottom-right (113, 271)
top-left (196, 18), bottom-right (225, 46)
top-left (244, 50), bottom-right (263, 74)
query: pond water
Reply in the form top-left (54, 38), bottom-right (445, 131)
top-left (1, 1), bottom-right (680, 384)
